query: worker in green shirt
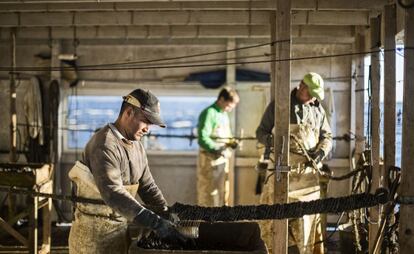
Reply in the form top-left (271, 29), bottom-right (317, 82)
top-left (197, 87), bottom-right (240, 207)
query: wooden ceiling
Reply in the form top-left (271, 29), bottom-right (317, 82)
top-left (0, 0), bottom-right (392, 43)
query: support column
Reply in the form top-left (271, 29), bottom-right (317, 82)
top-left (399, 4), bottom-right (414, 254)
top-left (226, 38), bottom-right (236, 206)
top-left (270, 14), bottom-right (276, 101)
top-left (383, 4), bottom-right (396, 184)
top-left (9, 29), bottom-right (17, 163)
top-left (369, 16), bottom-right (382, 253)
top-left (272, 1), bottom-right (291, 253)
top-left (353, 31), bottom-right (366, 164)
top-left (226, 38), bottom-right (236, 87)
top-left (28, 196), bottom-right (39, 254)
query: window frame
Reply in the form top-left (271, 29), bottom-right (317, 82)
top-left (59, 80), bottom-right (220, 155)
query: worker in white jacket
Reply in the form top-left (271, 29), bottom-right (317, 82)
top-left (256, 73), bottom-right (333, 254)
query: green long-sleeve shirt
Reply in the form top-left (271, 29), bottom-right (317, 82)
top-left (197, 103), bottom-right (232, 152)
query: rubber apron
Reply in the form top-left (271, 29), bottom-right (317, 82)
top-left (259, 122), bottom-right (323, 254)
top-left (68, 161), bottom-right (138, 254)
top-left (197, 112), bottom-right (232, 207)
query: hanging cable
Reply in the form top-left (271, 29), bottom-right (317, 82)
top-left (64, 39), bottom-right (289, 69)
top-left (0, 48), bottom-right (402, 72)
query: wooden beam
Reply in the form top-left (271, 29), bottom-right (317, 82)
top-left (51, 40), bottom-right (61, 81)
top-left (0, 217), bottom-right (28, 247)
top-left (226, 38), bottom-right (236, 207)
top-left (292, 11), bottom-right (369, 26)
top-left (316, 0), bottom-right (390, 11)
top-left (272, 0), bottom-right (291, 253)
top-left (383, 4), bottom-right (396, 183)
top-left (9, 29), bottom-right (17, 163)
top-left (28, 197), bottom-right (39, 254)
top-left (0, 25), bottom-right (355, 40)
top-left (350, 49), bottom-right (357, 167)
top-left (399, 4), bottom-right (414, 254)
top-left (0, 0), bottom-right (389, 12)
top-left (226, 39), bottom-right (236, 85)
top-left (270, 13), bottom-right (276, 100)
top-left (369, 15), bottom-right (381, 253)
top-left (353, 32), bottom-right (366, 164)
top-left (0, 10), bottom-right (370, 27)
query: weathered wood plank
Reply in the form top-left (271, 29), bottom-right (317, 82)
top-left (383, 4), bottom-right (396, 183)
top-left (369, 15), bottom-right (381, 253)
top-left (272, 0), bottom-right (291, 253)
top-left (399, 4), bottom-right (414, 254)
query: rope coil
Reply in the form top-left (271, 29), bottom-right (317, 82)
top-left (171, 188), bottom-right (389, 222)
top-left (0, 185), bottom-right (388, 221)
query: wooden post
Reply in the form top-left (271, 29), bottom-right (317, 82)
top-left (226, 38), bottom-right (236, 206)
top-left (399, 4), bottom-right (414, 254)
top-left (41, 180), bottom-right (53, 254)
top-left (9, 29), bottom-right (17, 163)
top-left (272, 0), bottom-right (291, 253)
top-left (28, 196), bottom-right (39, 254)
top-left (226, 38), bottom-right (236, 87)
top-left (354, 31), bottom-right (366, 164)
top-left (383, 4), bottom-right (396, 186)
top-left (369, 16), bottom-right (381, 253)
top-left (270, 14), bottom-right (276, 101)
top-left (0, 217), bottom-right (28, 247)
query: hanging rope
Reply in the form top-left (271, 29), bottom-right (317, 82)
top-left (171, 188), bottom-right (388, 222)
top-left (0, 185), bottom-right (388, 221)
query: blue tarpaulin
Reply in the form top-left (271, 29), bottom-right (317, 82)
top-left (185, 68), bottom-right (270, 89)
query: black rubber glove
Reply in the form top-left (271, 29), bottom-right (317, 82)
top-left (213, 145), bottom-right (227, 156)
top-left (133, 209), bottom-right (187, 245)
top-left (308, 150), bottom-right (325, 164)
top-left (265, 134), bottom-right (273, 148)
top-left (153, 218), bottom-right (188, 245)
top-left (225, 139), bottom-right (239, 149)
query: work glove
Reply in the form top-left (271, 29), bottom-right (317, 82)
top-left (225, 139), bottom-right (239, 149)
top-left (145, 205), bottom-right (179, 223)
top-left (133, 208), bottom-right (188, 245)
top-left (153, 218), bottom-right (188, 245)
top-left (213, 145), bottom-right (227, 156)
top-left (265, 134), bottom-right (273, 148)
top-left (308, 149), bottom-right (325, 165)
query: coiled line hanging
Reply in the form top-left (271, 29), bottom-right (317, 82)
top-left (171, 188), bottom-right (389, 222)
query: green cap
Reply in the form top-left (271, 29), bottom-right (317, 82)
top-left (302, 72), bottom-right (324, 101)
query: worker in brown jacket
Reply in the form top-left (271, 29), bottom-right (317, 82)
top-left (68, 89), bottom-right (186, 254)
top-left (256, 73), bottom-right (333, 254)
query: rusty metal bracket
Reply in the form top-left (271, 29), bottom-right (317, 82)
top-left (276, 136), bottom-right (290, 181)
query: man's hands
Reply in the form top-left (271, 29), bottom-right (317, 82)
top-left (133, 208), bottom-right (188, 245)
top-left (305, 149), bottom-right (325, 169)
top-left (308, 150), bottom-right (325, 165)
top-left (147, 205), bottom-right (179, 224)
top-left (153, 218), bottom-right (188, 245)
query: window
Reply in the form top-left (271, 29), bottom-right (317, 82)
top-left (363, 47), bottom-right (404, 167)
top-left (66, 96), bottom-right (121, 149)
top-left (145, 96), bottom-right (215, 151)
top-left (65, 94), bottom-right (215, 151)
